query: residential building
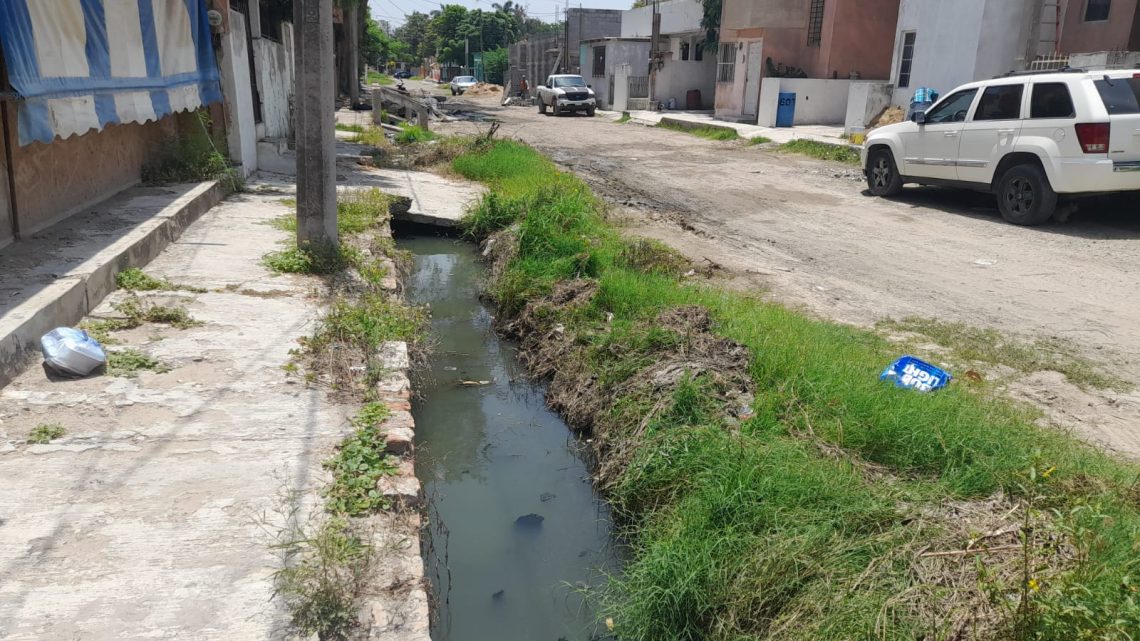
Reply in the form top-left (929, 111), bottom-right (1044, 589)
top-left (714, 0), bottom-right (901, 122)
top-left (564, 8), bottom-right (623, 75)
top-left (622, 0), bottom-right (717, 109)
top-left (1058, 0), bottom-right (1140, 53)
top-left (582, 37), bottom-right (651, 110)
top-left (887, 0), bottom-right (1045, 107)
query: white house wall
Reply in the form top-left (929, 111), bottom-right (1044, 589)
top-left (656, 36), bottom-right (716, 109)
top-left (621, 0), bottom-right (705, 38)
top-left (888, 0), bottom-right (1039, 106)
top-left (756, 78), bottom-right (853, 127)
top-left (220, 10), bottom-right (258, 176)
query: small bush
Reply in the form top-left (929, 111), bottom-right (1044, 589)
top-left (263, 245), bottom-right (353, 275)
top-left (747, 136), bottom-right (772, 145)
top-left (113, 296), bottom-right (200, 329)
top-left (324, 406), bottom-right (399, 516)
top-left (107, 348), bottom-right (169, 377)
top-left (27, 423), bottom-right (66, 444)
top-left (394, 123), bottom-right (438, 144)
top-left (273, 517), bottom-right (373, 641)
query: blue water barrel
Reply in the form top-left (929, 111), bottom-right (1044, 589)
top-left (776, 92), bottom-right (796, 128)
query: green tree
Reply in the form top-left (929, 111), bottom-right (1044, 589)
top-left (701, 0), bottom-right (722, 51)
top-left (361, 15), bottom-right (391, 67)
top-left (482, 47), bottom-right (508, 84)
top-left (427, 4), bottom-right (470, 65)
top-left (394, 11), bottom-right (431, 60)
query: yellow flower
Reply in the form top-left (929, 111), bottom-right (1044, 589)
top-left (1028, 578), bottom-right (1040, 592)
top-left (605, 618), bottom-right (615, 631)
top-left (1041, 466), bottom-right (1056, 479)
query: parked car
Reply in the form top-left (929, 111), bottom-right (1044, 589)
top-left (450, 75), bottom-right (477, 95)
top-left (394, 70), bottom-right (413, 79)
top-left (862, 69), bottom-right (1140, 225)
top-left (537, 75), bottom-right (596, 117)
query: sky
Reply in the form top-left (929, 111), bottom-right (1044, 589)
top-left (368, 0), bottom-right (633, 29)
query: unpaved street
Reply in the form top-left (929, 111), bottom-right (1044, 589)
top-left (436, 91), bottom-right (1140, 456)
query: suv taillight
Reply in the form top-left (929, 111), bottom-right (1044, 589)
top-left (1074, 123), bottom-right (1110, 154)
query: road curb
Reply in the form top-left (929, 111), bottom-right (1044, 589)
top-left (0, 180), bottom-right (227, 386)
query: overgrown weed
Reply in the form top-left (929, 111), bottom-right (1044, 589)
top-left (656, 120), bottom-right (739, 141)
top-left (107, 348), bottom-right (169, 377)
top-left (27, 423), bottom-right (66, 444)
top-left (778, 139), bottom-right (861, 164)
top-left (116, 267), bottom-right (206, 293)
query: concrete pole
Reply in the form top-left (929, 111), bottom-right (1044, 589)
top-left (348, 4), bottom-right (361, 103)
top-left (294, 0), bottom-right (338, 250)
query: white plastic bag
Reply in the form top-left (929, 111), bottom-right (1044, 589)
top-left (41, 327), bottom-right (106, 376)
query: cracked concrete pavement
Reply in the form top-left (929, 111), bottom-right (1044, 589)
top-left (0, 186), bottom-right (349, 640)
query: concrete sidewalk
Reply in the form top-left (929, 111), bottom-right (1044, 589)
top-left (615, 109), bottom-right (855, 147)
top-left (0, 181), bottom-right (425, 640)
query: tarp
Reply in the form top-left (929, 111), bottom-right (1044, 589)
top-left (0, 0), bottom-right (223, 146)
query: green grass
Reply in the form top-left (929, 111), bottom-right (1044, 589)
top-left (351, 126), bottom-right (389, 147)
top-left (879, 317), bottom-right (1131, 392)
top-left (335, 123), bottom-right (365, 133)
top-left (365, 70), bottom-right (394, 86)
top-left (116, 268), bottom-right (206, 293)
top-left (107, 348), bottom-right (169, 377)
top-left (452, 140), bottom-right (1140, 640)
top-left (747, 135), bottom-right (773, 145)
top-left (778, 139), bottom-right (861, 164)
top-left (264, 189), bottom-right (394, 275)
top-left (656, 120), bottom-right (739, 141)
top-left (27, 423), bottom-right (66, 444)
top-left (393, 123), bottom-right (438, 145)
top-left (615, 113), bottom-right (631, 124)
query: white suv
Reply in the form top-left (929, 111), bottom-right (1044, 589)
top-left (862, 70), bottom-right (1140, 225)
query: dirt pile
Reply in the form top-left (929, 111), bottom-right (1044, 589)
top-left (464, 82), bottom-right (504, 97)
top-left (869, 105), bottom-right (906, 129)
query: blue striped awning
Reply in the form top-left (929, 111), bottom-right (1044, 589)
top-left (0, 0), bottom-right (223, 146)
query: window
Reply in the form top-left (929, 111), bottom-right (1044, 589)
top-left (717, 43), bottom-right (736, 83)
top-left (897, 32), bottom-right (916, 89)
top-left (694, 40), bottom-right (704, 61)
top-left (807, 0), bottom-right (825, 46)
top-left (1030, 83), bottom-right (1076, 118)
top-left (924, 89), bottom-right (978, 123)
top-left (1094, 77), bottom-right (1140, 114)
top-left (680, 41), bottom-right (690, 61)
top-left (592, 47), bottom-right (606, 78)
top-left (974, 84), bottom-right (1024, 121)
top-left (1084, 0), bottom-right (1111, 21)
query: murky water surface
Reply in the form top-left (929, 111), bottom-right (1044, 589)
top-left (401, 235), bottom-right (615, 641)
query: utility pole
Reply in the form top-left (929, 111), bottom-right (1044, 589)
top-left (293, 0), bottom-right (338, 250)
top-left (649, 0), bottom-right (660, 104)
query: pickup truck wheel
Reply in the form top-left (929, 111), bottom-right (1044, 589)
top-left (997, 164), bottom-right (1056, 226)
top-left (866, 148), bottom-right (903, 197)
top-left (552, 102), bottom-right (561, 116)
top-left (539, 98), bottom-right (547, 115)
top-left (451, 88), bottom-right (456, 96)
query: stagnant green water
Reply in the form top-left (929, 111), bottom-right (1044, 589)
top-left (401, 234), bottom-right (616, 641)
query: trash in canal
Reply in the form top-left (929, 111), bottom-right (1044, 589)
top-left (514, 513), bottom-right (545, 531)
top-left (881, 355), bottom-right (951, 392)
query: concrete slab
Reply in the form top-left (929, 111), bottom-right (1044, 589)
top-left (0, 182), bottom-right (226, 386)
top-left (0, 188), bottom-right (354, 641)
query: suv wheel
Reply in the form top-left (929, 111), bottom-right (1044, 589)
top-left (997, 164), bottom-right (1057, 226)
top-left (866, 148), bottom-right (903, 197)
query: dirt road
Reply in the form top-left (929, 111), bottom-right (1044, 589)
top-left (435, 90), bottom-right (1140, 457)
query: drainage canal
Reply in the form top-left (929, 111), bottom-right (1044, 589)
top-left (400, 233), bottom-right (616, 641)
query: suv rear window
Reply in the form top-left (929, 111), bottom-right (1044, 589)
top-left (1030, 83), bottom-right (1075, 118)
top-left (1095, 77), bottom-right (1140, 114)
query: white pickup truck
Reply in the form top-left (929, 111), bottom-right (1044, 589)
top-left (537, 74), bottom-right (597, 117)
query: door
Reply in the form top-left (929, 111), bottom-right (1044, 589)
top-left (957, 82), bottom-right (1025, 184)
top-left (900, 88), bottom-right (978, 180)
top-left (742, 41), bottom-right (763, 119)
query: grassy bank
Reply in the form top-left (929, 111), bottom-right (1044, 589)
top-left (656, 120), bottom-right (740, 141)
top-left (778, 138), bottom-right (861, 164)
top-left (451, 139), bottom-right (1140, 640)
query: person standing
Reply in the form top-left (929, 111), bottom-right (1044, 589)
top-left (519, 76), bottom-right (529, 99)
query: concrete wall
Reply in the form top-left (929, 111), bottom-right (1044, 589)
top-left (1060, 0), bottom-right (1140, 53)
top-left (656, 35), bottom-right (717, 109)
top-left (756, 77), bottom-right (853, 126)
top-left (220, 9), bottom-right (259, 175)
top-left (508, 33), bottom-right (564, 90)
top-left (566, 9), bottom-right (623, 73)
top-left (844, 81), bottom-right (893, 133)
top-left (589, 39), bottom-right (651, 109)
top-left (0, 106), bottom-right (185, 240)
top-left (253, 23), bottom-right (296, 141)
top-left (622, 0), bottom-right (705, 38)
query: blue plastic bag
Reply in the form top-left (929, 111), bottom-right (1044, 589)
top-left (881, 355), bottom-right (950, 393)
top-left (41, 327), bottom-right (107, 376)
